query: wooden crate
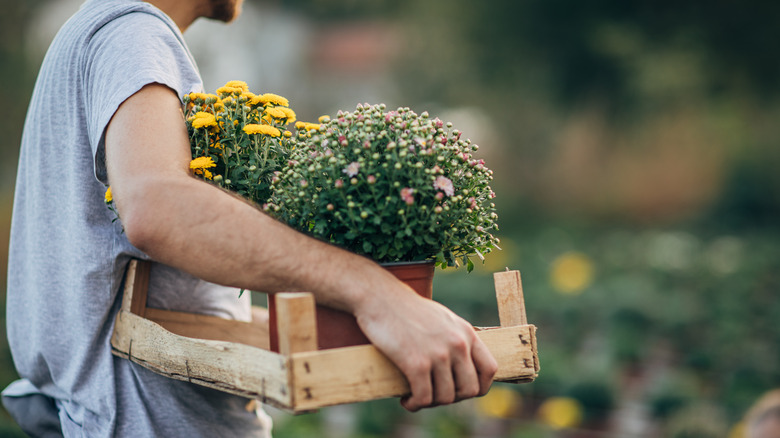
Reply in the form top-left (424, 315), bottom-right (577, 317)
top-left (110, 260), bottom-right (539, 413)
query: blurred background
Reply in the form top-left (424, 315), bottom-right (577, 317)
top-left (2, 0), bottom-right (779, 436)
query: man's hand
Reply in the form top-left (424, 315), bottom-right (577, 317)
top-left (105, 82), bottom-right (497, 412)
top-left (354, 277), bottom-right (498, 411)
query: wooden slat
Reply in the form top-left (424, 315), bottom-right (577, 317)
top-left (145, 307), bottom-right (269, 350)
top-left (121, 259), bottom-right (151, 317)
top-left (275, 293), bottom-right (318, 356)
top-left (493, 270), bottom-right (527, 326)
top-left (287, 324), bottom-right (538, 411)
top-left (110, 310), bottom-right (292, 409)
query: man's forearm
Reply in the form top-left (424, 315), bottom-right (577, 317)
top-left (116, 172), bottom-right (388, 313)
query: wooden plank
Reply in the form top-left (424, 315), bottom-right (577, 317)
top-left (123, 259), bottom-right (151, 317)
top-left (145, 307), bottom-right (269, 350)
top-left (275, 293), bottom-right (318, 356)
top-left (493, 270), bottom-right (527, 326)
top-left (110, 310), bottom-right (292, 409)
top-left (288, 324), bottom-right (538, 411)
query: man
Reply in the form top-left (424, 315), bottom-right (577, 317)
top-left (2, 0), bottom-right (497, 435)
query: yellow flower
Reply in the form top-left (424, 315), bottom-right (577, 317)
top-left (216, 86), bottom-right (243, 96)
top-left (264, 107), bottom-right (288, 120)
top-left (255, 93), bottom-right (289, 107)
top-left (223, 80), bottom-right (249, 92)
top-left (243, 124), bottom-right (281, 137)
top-left (318, 115), bottom-right (331, 123)
top-left (476, 386), bottom-right (520, 419)
top-left (188, 92), bottom-right (208, 102)
top-left (728, 421), bottom-right (746, 438)
top-left (538, 397), bottom-right (583, 430)
top-left (283, 130), bottom-right (292, 138)
top-left (190, 112), bottom-right (217, 129)
top-left (277, 107), bottom-right (296, 123)
top-left (203, 169), bottom-right (213, 180)
top-left (550, 251), bottom-right (594, 295)
top-left (104, 186), bottom-right (113, 204)
top-left (190, 156), bottom-right (216, 170)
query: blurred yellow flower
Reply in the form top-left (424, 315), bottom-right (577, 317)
top-left (318, 115), bottom-right (331, 123)
top-left (104, 186), bottom-right (113, 204)
top-left (243, 124), bottom-right (281, 137)
top-left (476, 386), bottom-right (520, 419)
top-left (538, 397), bottom-right (583, 430)
top-left (295, 121), bottom-right (321, 132)
top-left (550, 251), bottom-right (594, 295)
top-left (728, 421), bottom-right (745, 438)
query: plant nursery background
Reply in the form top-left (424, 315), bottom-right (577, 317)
top-left (2, 0), bottom-right (779, 436)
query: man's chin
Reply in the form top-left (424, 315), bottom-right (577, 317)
top-left (208, 0), bottom-right (243, 23)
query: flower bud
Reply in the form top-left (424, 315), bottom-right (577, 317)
top-left (360, 211), bottom-right (368, 219)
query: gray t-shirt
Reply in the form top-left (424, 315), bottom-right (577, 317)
top-left (4, 0), bottom-right (270, 435)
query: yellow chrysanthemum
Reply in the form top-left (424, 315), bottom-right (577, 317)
top-left (260, 93), bottom-right (289, 107)
top-left (550, 251), bottom-right (594, 295)
top-left (188, 92), bottom-right (209, 102)
top-left (223, 80), bottom-right (249, 92)
top-left (104, 186), bottom-right (113, 204)
top-left (276, 107), bottom-right (296, 123)
top-left (283, 130), bottom-right (292, 138)
top-left (243, 124), bottom-right (281, 137)
top-left (318, 115), bottom-right (331, 123)
top-left (264, 107), bottom-right (288, 120)
top-left (190, 112), bottom-right (217, 129)
top-left (216, 86), bottom-right (243, 96)
top-left (190, 156), bottom-right (216, 170)
top-left (538, 397), bottom-right (583, 430)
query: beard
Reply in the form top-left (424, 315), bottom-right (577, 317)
top-left (207, 0), bottom-right (243, 23)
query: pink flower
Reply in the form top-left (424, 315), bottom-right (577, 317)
top-left (400, 187), bottom-right (415, 205)
top-left (433, 176), bottom-right (454, 197)
top-left (435, 192), bottom-right (444, 201)
top-left (468, 197), bottom-right (477, 209)
top-left (343, 161), bottom-right (360, 177)
top-left (335, 179), bottom-right (344, 188)
top-left (300, 179), bottom-right (308, 188)
top-left (367, 175), bottom-right (376, 184)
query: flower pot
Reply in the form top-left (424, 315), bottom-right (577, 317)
top-left (268, 260), bottom-right (435, 351)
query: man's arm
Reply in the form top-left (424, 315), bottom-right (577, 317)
top-left (104, 83), bottom-right (497, 411)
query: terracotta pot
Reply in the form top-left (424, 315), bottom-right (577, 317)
top-left (268, 260), bottom-right (435, 351)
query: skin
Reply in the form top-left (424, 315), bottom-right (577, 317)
top-left (104, 0), bottom-right (497, 412)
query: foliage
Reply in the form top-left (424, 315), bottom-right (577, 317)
top-left (183, 80), bottom-right (299, 205)
top-left (267, 103), bottom-right (500, 269)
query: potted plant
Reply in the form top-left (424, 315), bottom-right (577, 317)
top-left (265, 103), bottom-right (500, 349)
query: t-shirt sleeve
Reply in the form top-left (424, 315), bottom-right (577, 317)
top-left (82, 11), bottom-right (202, 184)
